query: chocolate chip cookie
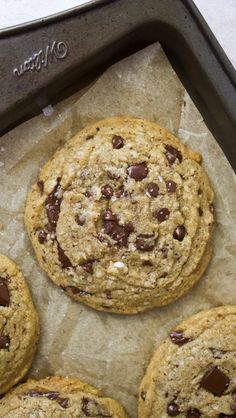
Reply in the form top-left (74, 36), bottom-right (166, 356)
top-left (139, 305), bottom-right (236, 418)
top-left (25, 117), bottom-right (214, 313)
top-left (0, 375), bottom-right (129, 417)
top-left (0, 254), bottom-right (39, 395)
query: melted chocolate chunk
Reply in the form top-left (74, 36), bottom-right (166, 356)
top-left (167, 402), bottom-right (180, 416)
top-left (146, 182), bottom-right (159, 197)
top-left (103, 210), bottom-right (117, 221)
top-left (140, 391), bottom-right (146, 400)
top-left (0, 336), bottom-right (10, 349)
top-left (28, 390), bottom-right (59, 400)
top-left (154, 208), bottom-right (170, 223)
top-left (125, 221), bottom-right (134, 233)
top-left (165, 145), bottom-right (182, 165)
top-left (81, 397), bottom-right (111, 417)
top-left (200, 366), bottom-right (229, 396)
top-left (80, 259), bottom-right (95, 274)
top-left (173, 225), bottom-right (186, 241)
top-left (37, 180), bottom-right (44, 194)
top-left (38, 230), bottom-right (47, 244)
top-left (45, 178), bottom-right (62, 233)
top-left (101, 184), bottom-right (113, 199)
top-left (127, 163), bottom-right (148, 181)
top-left (135, 234), bottom-right (155, 252)
top-left (170, 330), bottom-right (192, 346)
top-left (112, 135), bottom-right (124, 149)
top-left (187, 409), bottom-right (201, 418)
top-left (75, 214), bottom-right (85, 226)
top-left (209, 203), bottom-right (214, 214)
top-left (103, 215), bottom-right (131, 247)
top-left (57, 243), bottom-right (72, 269)
top-left (63, 286), bottom-right (90, 297)
top-left (107, 170), bottom-right (120, 180)
top-left (0, 279), bottom-right (10, 306)
top-left (198, 207), bottom-right (203, 216)
top-left (57, 397), bottom-right (69, 408)
top-left (86, 134), bottom-right (94, 140)
top-left (27, 390), bottom-right (69, 409)
top-left (142, 260), bottom-right (153, 266)
top-left (166, 180), bottom-right (177, 193)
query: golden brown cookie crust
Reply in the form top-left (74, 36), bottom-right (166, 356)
top-left (25, 117), bottom-right (214, 314)
top-left (0, 375), bottom-right (129, 417)
top-left (139, 305), bottom-right (236, 418)
top-left (0, 254), bottom-right (39, 395)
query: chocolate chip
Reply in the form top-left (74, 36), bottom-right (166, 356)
top-left (37, 180), bottom-right (44, 194)
top-left (161, 246), bottom-right (169, 258)
top-left (28, 390), bottom-right (59, 400)
top-left (218, 414), bottom-right (236, 418)
top-left (142, 260), bottom-right (153, 266)
top-left (27, 391), bottom-right (69, 409)
top-left (135, 235), bottom-right (155, 252)
top-left (125, 221), bottom-right (134, 233)
top-left (81, 397), bottom-right (110, 417)
top-left (209, 203), bottom-right (214, 214)
top-left (57, 397), bottom-right (69, 408)
top-left (154, 208), bottom-right (170, 223)
top-left (80, 259), bottom-right (95, 274)
top-left (38, 230), bottom-right (47, 244)
top-left (107, 223), bottom-right (130, 247)
top-left (170, 330), bottom-right (192, 346)
top-left (63, 286), bottom-right (90, 297)
top-left (116, 185), bottom-right (128, 198)
top-left (57, 243), bottom-right (72, 269)
top-left (85, 190), bottom-right (93, 198)
top-left (0, 279), bottom-right (10, 306)
top-left (140, 391), bottom-right (146, 400)
top-left (173, 225), bottom-right (186, 241)
top-left (200, 366), bottom-right (229, 396)
top-left (146, 182), bottom-right (159, 197)
top-left (198, 208), bottom-right (203, 216)
top-left (165, 145), bottom-right (182, 165)
top-left (187, 409), bottom-right (201, 418)
top-left (75, 214), bottom-right (85, 226)
top-left (127, 163), bottom-right (148, 181)
top-left (167, 402), bottom-right (180, 416)
top-left (107, 170), bottom-right (120, 180)
top-left (86, 134), bottom-right (94, 140)
top-left (101, 184), bottom-right (113, 199)
top-left (103, 210), bottom-right (117, 221)
top-left (112, 135), bottom-right (124, 149)
top-left (166, 180), bottom-right (177, 193)
top-left (45, 178), bottom-right (62, 233)
top-left (0, 336), bottom-right (10, 349)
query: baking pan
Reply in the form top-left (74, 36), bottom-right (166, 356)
top-left (0, 0), bottom-right (235, 170)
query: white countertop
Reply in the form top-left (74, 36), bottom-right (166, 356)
top-left (0, 0), bottom-right (235, 68)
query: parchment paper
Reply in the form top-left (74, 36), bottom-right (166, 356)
top-left (0, 43), bottom-right (236, 417)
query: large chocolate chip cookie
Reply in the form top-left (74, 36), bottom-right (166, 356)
top-left (25, 117), bottom-right (214, 313)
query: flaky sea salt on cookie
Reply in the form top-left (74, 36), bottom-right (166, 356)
top-left (0, 375), bottom-right (129, 417)
top-left (0, 255), bottom-right (39, 394)
top-left (25, 117), bottom-right (214, 314)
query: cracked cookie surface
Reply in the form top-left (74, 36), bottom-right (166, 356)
top-left (139, 305), bottom-right (236, 418)
top-left (0, 375), bottom-right (129, 417)
top-left (25, 117), bottom-right (214, 314)
top-left (0, 254), bottom-right (39, 395)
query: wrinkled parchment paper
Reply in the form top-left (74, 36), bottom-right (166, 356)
top-left (0, 44), bottom-right (236, 417)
